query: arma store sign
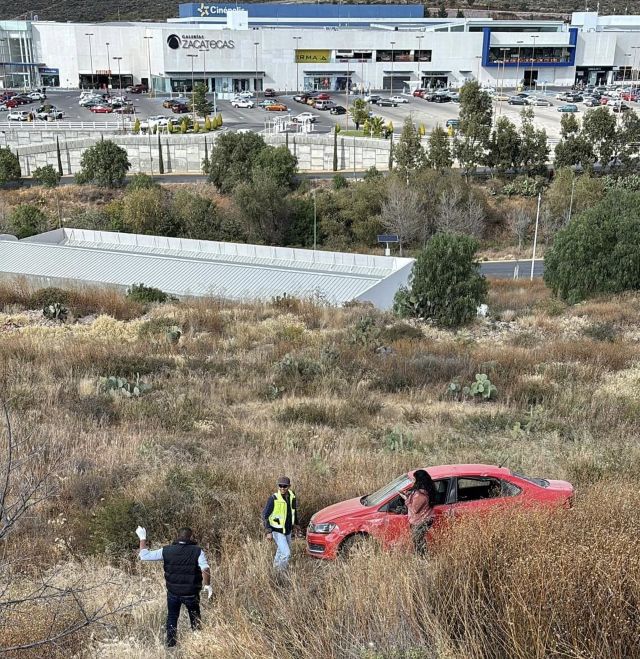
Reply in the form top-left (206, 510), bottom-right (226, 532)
top-left (166, 33), bottom-right (235, 51)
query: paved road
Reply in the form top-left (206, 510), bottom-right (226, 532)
top-left (480, 259), bottom-right (544, 279)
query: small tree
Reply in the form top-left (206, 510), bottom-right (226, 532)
top-left (56, 136), bottom-right (64, 176)
top-left (394, 232), bottom-right (488, 328)
top-left (454, 81), bottom-right (492, 175)
top-left (190, 82), bottom-right (212, 117)
top-left (133, 118), bottom-right (141, 134)
top-left (333, 125), bottom-right (338, 172)
top-left (180, 119), bottom-right (188, 134)
top-left (32, 164), bottom-right (61, 188)
top-left (7, 204), bottom-right (49, 238)
top-left (204, 116), bottom-right (212, 131)
top-left (350, 98), bottom-right (369, 131)
top-left (394, 116), bottom-right (426, 182)
top-left (486, 116), bottom-right (521, 174)
top-left (427, 125), bottom-right (453, 171)
top-left (157, 133), bottom-right (164, 174)
top-left (75, 140), bottom-right (131, 187)
top-left (0, 147), bottom-right (21, 185)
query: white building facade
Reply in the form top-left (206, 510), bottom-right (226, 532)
top-left (1, 8), bottom-right (640, 95)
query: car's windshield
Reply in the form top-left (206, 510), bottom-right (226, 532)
top-left (362, 474), bottom-right (412, 507)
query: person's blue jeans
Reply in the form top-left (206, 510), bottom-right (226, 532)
top-left (166, 592), bottom-right (201, 647)
top-left (272, 531), bottom-right (292, 570)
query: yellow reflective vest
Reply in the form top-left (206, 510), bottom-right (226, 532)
top-left (268, 490), bottom-right (296, 531)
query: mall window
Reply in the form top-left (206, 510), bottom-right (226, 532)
top-left (376, 50), bottom-right (412, 63)
top-left (336, 50), bottom-right (372, 62)
top-left (413, 50), bottom-right (432, 63)
top-left (488, 46), bottom-right (571, 65)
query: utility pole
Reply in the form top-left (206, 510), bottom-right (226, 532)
top-left (416, 34), bottom-right (423, 90)
top-left (200, 47), bottom-right (207, 93)
top-left (254, 42), bottom-right (260, 101)
top-left (530, 192), bottom-right (541, 280)
top-left (530, 34), bottom-right (538, 90)
top-left (85, 33), bottom-right (94, 89)
top-left (105, 42), bottom-right (111, 92)
top-left (312, 187), bottom-right (317, 251)
top-left (515, 40), bottom-right (524, 90)
top-left (113, 56), bottom-right (124, 132)
top-left (390, 40), bottom-right (396, 97)
top-left (144, 36), bottom-right (153, 95)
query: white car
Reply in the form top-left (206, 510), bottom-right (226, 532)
top-left (526, 96), bottom-right (552, 106)
top-left (231, 98), bottom-right (255, 108)
top-left (140, 115), bottom-right (171, 130)
top-left (0, 104), bottom-right (8, 112)
top-left (292, 111), bottom-right (317, 123)
top-left (235, 91), bottom-right (254, 99)
top-left (27, 91), bottom-right (46, 101)
top-left (389, 95), bottom-right (409, 104)
top-left (7, 110), bottom-right (30, 121)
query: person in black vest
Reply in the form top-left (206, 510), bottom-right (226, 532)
top-left (136, 526), bottom-right (212, 647)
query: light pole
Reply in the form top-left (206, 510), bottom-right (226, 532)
top-left (113, 56), bottom-right (122, 93)
top-left (632, 47), bottom-right (640, 94)
top-left (312, 187), bottom-right (317, 250)
top-left (254, 41), bottom-right (259, 101)
top-left (622, 53), bottom-right (631, 86)
top-left (85, 33), bottom-right (94, 89)
top-left (293, 36), bottom-right (301, 93)
top-left (515, 40), bottom-right (524, 91)
top-left (498, 47), bottom-right (509, 115)
top-left (199, 47), bottom-right (208, 93)
top-left (187, 53), bottom-right (197, 123)
top-left (530, 35), bottom-right (538, 90)
top-left (105, 42), bottom-right (111, 92)
top-left (0, 39), bottom-right (7, 90)
top-left (416, 35), bottom-right (423, 90)
top-left (475, 55), bottom-right (481, 85)
top-left (144, 36), bottom-right (153, 95)
top-left (390, 41), bottom-right (396, 97)
top-left (345, 57), bottom-right (350, 129)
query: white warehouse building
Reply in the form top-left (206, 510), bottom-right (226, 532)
top-left (1, 4), bottom-right (640, 97)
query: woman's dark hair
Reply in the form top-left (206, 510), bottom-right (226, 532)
top-left (409, 469), bottom-right (437, 501)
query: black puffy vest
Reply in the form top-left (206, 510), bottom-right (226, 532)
top-left (162, 542), bottom-right (202, 596)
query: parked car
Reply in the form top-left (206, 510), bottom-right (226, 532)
top-left (89, 105), bottom-right (113, 113)
top-left (36, 109), bottom-right (63, 120)
top-left (163, 98), bottom-right (188, 108)
top-left (235, 91), bottom-right (254, 99)
top-left (329, 105), bottom-right (347, 115)
top-left (127, 84), bottom-right (148, 93)
top-left (445, 118), bottom-right (460, 128)
top-left (449, 92), bottom-right (460, 102)
top-left (388, 95), bottom-right (409, 104)
top-left (306, 464), bottom-right (574, 560)
top-left (376, 98), bottom-right (398, 107)
top-left (294, 94), bottom-right (310, 103)
top-left (265, 103), bottom-right (288, 111)
top-left (171, 103), bottom-right (190, 113)
top-left (610, 102), bottom-right (630, 113)
top-left (258, 99), bottom-right (276, 108)
top-left (27, 91), bottom-right (46, 101)
top-left (315, 92), bottom-right (331, 100)
top-left (0, 104), bottom-right (7, 112)
top-left (7, 110), bottom-right (30, 121)
top-left (432, 93), bottom-right (451, 103)
top-left (508, 96), bottom-right (527, 105)
top-left (263, 88), bottom-right (276, 97)
top-left (231, 98), bottom-right (254, 108)
top-left (2, 99), bottom-right (18, 108)
top-left (583, 97), bottom-right (600, 107)
top-left (314, 100), bottom-right (334, 110)
top-left (621, 91), bottom-right (638, 102)
top-left (526, 96), bottom-right (552, 106)
top-left (292, 111), bottom-right (317, 123)
top-left (141, 115), bottom-right (172, 130)
top-left (412, 89), bottom-right (426, 98)
top-left (599, 97), bottom-right (610, 105)
top-left (13, 95), bottom-right (33, 105)
top-left (364, 94), bottom-right (381, 103)
top-left (492, 93), bottom-right (510, 102)
top-left (557, 104), bottom-right (579, 112)
top-left (114, 105), bottom-right (135, 114)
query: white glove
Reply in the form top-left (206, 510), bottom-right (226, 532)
top-left (203, 585), bottom-right (213, 600)
top-left (135, 526), bottom-right (147, 540)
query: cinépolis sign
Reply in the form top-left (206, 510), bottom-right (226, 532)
top-left (167, 33), bottom-right (235, 51)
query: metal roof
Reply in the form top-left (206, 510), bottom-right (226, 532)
top-left (0, 229), bottom-right (414, 309)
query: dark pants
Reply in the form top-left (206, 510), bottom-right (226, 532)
top-left (166, 592), bottom-right (201, 647)
top-left (411, 518), bottom-right (434, 556)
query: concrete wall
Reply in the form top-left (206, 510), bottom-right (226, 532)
top-left (11, 131), bottom-right (393, 175)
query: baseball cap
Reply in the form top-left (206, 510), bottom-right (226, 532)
top-left (277, 476), bottom-right (291, 487)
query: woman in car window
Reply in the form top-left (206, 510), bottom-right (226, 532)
top-left (400, 470), bottom-right (436, 556)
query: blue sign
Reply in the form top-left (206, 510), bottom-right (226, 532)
top-left (377, 234), bottom-right (400, 243)
top-left (39, 67), bottom-right (59, 74)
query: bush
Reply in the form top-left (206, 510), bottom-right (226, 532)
top-left (394, 233), bottom-right (488, 328)
top-left (29, 286), bottom-right (71, 307)
top-left (6, 204), bottom-right (49, 239)
top-left (0, 147), bottom-right (21, 184)
top-left (127, 172), bottom-right (159, 191)
top-left (544, 191), bottom-right (640, 303)
top-left (75, 139), bottom-right (131, 187)
top-left (126, 283), bottom-right (176, 304)
top-left (89, 494), bottom-right (143, 556)
top-left (32, 164), bottom-right (61, 188)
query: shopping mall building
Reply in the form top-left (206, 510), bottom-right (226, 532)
top-left (1, 4), bottom-right (639, 97)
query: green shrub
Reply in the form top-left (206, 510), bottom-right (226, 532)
top-left (582, 321), bottom-right (618, 343)
top-left (89, 494), bottom-right (144, 556)
top-left (276, 397), bottom-right (381, 427)
top-left (32, 164), bottom-right (61, 188)
top-left (29, 287), bottom-right (71, 308)
top-left (126, 283), bottom-right (176, 304)
top-left (381, 322), bottom-right (424, 343)
top-left (127, 172), bottom-right (159, 191)
top-left (0, 147), bottom-right (21, 184)
top-left (6, 204), bottom-right (49, 239)
top-left (463, 373), bottom-right (498, 401)
top-left (99, 374), bottom-right (152, 397)
top-left (349, 315), bottom-right (382, 347)
top-left (274, 353), bottom-right (322, 388)
top-left (382, 427), bottom-right (415, 452)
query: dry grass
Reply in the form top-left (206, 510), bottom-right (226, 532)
top-left (1, 280), bottom-right (640, 657)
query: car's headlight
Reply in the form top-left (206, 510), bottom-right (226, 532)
top-left (308, 522), bottom-right (337, 534)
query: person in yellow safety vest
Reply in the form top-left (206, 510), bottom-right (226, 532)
top-left (262, 476), bottom-right (299, 570)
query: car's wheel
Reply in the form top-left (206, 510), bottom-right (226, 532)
top-left (339, 533), bottom-right (375, 558)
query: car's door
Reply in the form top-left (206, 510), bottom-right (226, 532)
top-left (374, 478), bottom-right (453, 549)
top-left (448, 476), bottom-right (522, 520)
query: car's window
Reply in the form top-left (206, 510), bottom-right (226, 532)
top-left (379, 478), bottom-right (450, 513)
top-left (363, 474), bottom-right (411, 507)
top-left (512, 472), bottom-right (549, 488)
top-left (456, 477), bottom-right (519, 503)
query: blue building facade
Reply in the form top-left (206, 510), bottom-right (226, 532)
top-left (178, 2), bottom-right (424, 21)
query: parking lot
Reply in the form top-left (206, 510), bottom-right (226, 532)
top-left (1, 88), bottom-right (637, 144)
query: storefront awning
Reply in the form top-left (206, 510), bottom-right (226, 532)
top-left (165, 71), bottom-right (265, 77)
top-left (303, 70), bottom-right (354, 75)
top-left (383, 70), bottom-right (415, 74)
top-left (422, 71), bottom-right (450, 75)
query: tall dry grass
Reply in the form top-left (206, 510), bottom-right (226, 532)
top-left (1, 279), bottom-right (640, 657)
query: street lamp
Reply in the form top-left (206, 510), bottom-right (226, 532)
top-left (0, 38), bottom-right (8, 90)
top-left (515, 40), bottom-right (524, 91)
top-left (390, 40), bottom-right (396, 97)
top-left (632, 47), bottom-right (640, 94)
top-left (416, 35), bottom-right (423, 90)
top-left (475, 55), bottom-right (482, 84)
top-left (530, 35), bottom-right (539, 90)
top-left (143, 36), bottom-right (153, 95)
top-left (187, 53), bottom-right (197, 122)
top-left (293, 35), bottom-right (301, 93)
top-left (105, 42), bottom-right (111, 92)
top-left (499, 47), bottom-right (509, 115)
top-left (254, 42), bottom-right (260, 101)
top-left (622, 53), bottom-right (631, 86)
top-left (113, 56), bottom-right (123, 93)
top-left (85, 33), bottom-right (94, 89)
top-left (199, 47), bottom-right (207, 92)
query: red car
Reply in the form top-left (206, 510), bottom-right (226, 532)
top-left (89, 105), bottom-right (113, 113)
top-left (306, 464), bottom-right (574, 559)
top-left (315, 92), bottom-right (331, 100)
top-left (621, 92), bottom-right (638, 102)
top-left (264, 88), bottom-right (276, 97)
top-left (413, 89), bottom-right (426, 98)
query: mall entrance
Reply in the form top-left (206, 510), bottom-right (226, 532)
top-left (304, 72), bottom-right (352, 92)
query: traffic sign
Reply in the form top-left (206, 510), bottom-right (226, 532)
top-left (377, 234), bottom-right (400, 243)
